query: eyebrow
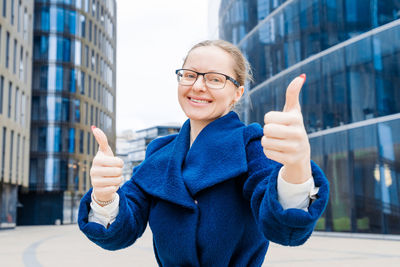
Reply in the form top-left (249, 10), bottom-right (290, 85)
top-left (185, 67), bottom-right (234, 76)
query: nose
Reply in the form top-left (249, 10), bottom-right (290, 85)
top-left (192, 74), bottom-right (206, 91)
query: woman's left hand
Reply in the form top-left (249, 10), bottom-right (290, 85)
top-left (261, 74), bottom-right (312, 184)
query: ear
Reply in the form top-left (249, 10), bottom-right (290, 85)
top-left (234, 86), bottom-right (244, 103)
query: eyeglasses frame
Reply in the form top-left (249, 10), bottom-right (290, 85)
top-left (175, 68), bottom-right (241, 89)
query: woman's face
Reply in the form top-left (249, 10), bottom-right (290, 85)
top-left (178, 46), bottom-right (244, 125)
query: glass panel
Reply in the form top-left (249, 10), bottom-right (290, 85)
top-left (324, 131), bottom-right (351, 231)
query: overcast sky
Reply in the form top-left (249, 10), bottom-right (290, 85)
top-left (116, 1), bottom-right (210, 134)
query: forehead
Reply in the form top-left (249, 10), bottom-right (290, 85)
top-left (184, 46), bottom-right (235, 74)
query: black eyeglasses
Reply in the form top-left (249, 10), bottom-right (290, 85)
top-left (175, 69), bottom-right (240, 89)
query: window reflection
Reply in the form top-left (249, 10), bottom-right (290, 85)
top-left (248, 24), bottom-right (400, 131)
top-left (222, 0), bottom-right (400, 235)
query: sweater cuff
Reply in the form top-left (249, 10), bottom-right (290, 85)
top-left (277, 166), bottom-right (319, 211)
top-left (89, 193), bottom-right (120, 228)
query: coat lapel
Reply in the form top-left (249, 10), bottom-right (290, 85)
top-left (132, 119), bottom-right (196, 209)
top-left (183, 112), bottom-right (248, 196)
top-left (132, 112), bottom-right (250, 209)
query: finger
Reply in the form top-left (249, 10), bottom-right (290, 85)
top-left (93, 155), bottom-right (124, 168)
top-left (261, 136), bottom-right (297, 153)
top-left (263, 124), bottom-right (303, 140)
top-left (264, 111), bottom-right (302, 126)
top-left (91, 176), bottom-right (122, 187)
top-left (263, 149), bottom-right (286, 165)
top-left (90, 166), bottom-right (122, 177)
top-left (283, 74), bottom-right (306, 113)
top-left (92, 126), bottom-right (114, 156)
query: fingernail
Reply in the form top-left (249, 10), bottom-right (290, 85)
top-left (299, 74), bottom-right (306, 81)
top-left (91, 125), bottom-right (96, 131)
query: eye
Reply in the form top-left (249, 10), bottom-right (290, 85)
top-left (206, 74), bottom-right (224, 83)
top-left (183, 71), bottom-right (196, 79)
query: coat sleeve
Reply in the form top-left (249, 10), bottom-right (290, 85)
top-left (242, 124), bottom-right (329, 246)
top-left (77, 134), bottom-right (177, 250)
top-left (77, 173), bottom-right (150, 251)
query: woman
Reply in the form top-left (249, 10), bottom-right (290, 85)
top-left (78, 40), bottom-right (329, 266)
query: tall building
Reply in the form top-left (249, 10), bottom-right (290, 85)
top-left (0, 0), bottom-right (34, 229)
top-left (218, 0), bottom-right (400, 234)
top-left (17, 0), bottom-right (117, 225)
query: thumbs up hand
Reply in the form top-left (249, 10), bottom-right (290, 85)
top-left (90, 126), bottom-right (124, 206)
top-left (261, 74), bottom-right (312, 184)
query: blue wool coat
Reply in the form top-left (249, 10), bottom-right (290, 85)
top-left (78, 111), bottom-right (329, 267)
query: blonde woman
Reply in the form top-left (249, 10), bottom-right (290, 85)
top-left (78, 40), bottom-right (329, 266)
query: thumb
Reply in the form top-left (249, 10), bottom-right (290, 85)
top-left (283, 74), bottom-right (306, 113)
top-left (92, 126), bottom-right (114, 156)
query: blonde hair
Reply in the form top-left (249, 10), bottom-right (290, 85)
top-left (182, 40), bottom-right (253, 86)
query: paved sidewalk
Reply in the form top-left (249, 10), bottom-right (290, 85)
top-left (0, 225), bottom-right (399, 267)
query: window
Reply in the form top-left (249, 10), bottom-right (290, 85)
top-left (85, 44), bottom-right (89, 67)
top-left (14, 86), bottom-right (18, 121)
top-left (84, 0), bottom-right (89, 12)
top-left (21, 92), bottom-right (25, 126)
top-left (88, 75), bottom-right (91, 97)
top-left (85, 102), bottom-right (88, 124)
top-left (94, 24), bottom-right (97, 45)
top-left (96, 53), bottom-right (98, 73)
top-left (98, 81), bottom-right (100, 102)
top-left (21, 136), bottom-right (25, 180)
top-left (92, 0), bottom-right (96, 17)
top-left (80, 72), bottom-right (85, 94)
top-left (80, 15), bottom-right (85, 37)
top-left (10, 130), bottom-right (14, 179)
top-left (90, 105), bottom-right (93, 125)
top-left (19, 46), bottom-right (23, 80)
top-left (23, 7), bottom-right (27, 40)
top-left (73, 99), bottom-right (80, 122)
top-left (17, 0), bottom-right (21, 32)
top-left (91, 49), bottom-right (95, 70)
top-left (6, 31), bottom-right (10, 68)
top-left (0, 76), bottom-right (3, 114)
top-left (3, 0), bottom-right (6, 17)
top-left (0, 26), bottom-right (2, 62)
top-left (16, 133), bottom-right (20, 182)
top-left (69, 128), bottom-right (75, 153)
top-left (10, 0), bottom-right (14, 25)
top-left (89, 20), bottom-right (92, 42)
top-left (1, 127), bottom-right (6, 180)
top-left (24, 51), bottom-right (27, 81)
top-left (8, 81), bottom-right (12, 118)
top-left (92, 135), bottom-right (95, 155)
top-left (93, 78), bottom-right (96, 100)
top-left (13, 39), bottom-right (17, 74)
top-left (87, 132), bottom-right (90, 154)
top-left (79, 130), bottom-right (84, 153)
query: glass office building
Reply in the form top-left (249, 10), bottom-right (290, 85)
top-left (0, 0), bottom-right (34, 229)
top-left (219, 0), bottom-right (400, 234)
top-left (17, 0), bottom-right (117, 225)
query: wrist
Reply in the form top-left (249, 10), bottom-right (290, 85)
top-left (281, 160), bottom-right (312, 184)
top-left (92, 192), bottom-right (117, 207)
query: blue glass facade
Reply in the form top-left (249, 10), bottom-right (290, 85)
top-left (17, 0), bottom-right (116, 225)
top-left (219, 0), bottom-right (400, 234)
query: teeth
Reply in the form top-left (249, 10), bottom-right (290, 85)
top-left (191, 98), bottom-right (209, 103)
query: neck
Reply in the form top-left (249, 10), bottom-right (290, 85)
top-left (189, 119), bottom-right (212, 147)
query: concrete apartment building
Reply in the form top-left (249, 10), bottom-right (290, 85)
top-left (0, 0), bottom-right (34, 229)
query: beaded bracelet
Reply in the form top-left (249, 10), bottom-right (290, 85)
top-left (92, 192), bottom-right (116, 206)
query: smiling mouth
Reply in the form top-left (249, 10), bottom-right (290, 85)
top-left (188, 97), bottom-right (212, 104)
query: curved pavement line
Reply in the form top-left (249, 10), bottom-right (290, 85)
top-left (22, 234), bottom-right (63, 267)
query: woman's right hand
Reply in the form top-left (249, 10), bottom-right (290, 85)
top-left (90, 126), bottom-right (124, 206)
